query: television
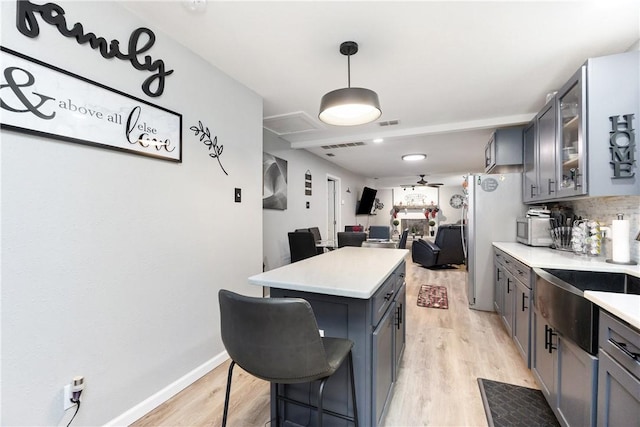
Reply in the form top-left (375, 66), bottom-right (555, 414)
top-left (356, 186), bottom-right (377, 215)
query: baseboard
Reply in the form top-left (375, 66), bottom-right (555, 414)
top-left (104, 351), bottom-right (229, 426)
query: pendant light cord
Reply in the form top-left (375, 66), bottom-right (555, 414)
top-left (347, 54), bottom-right (351, 88)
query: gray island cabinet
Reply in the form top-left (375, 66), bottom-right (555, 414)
top-left (248, 247), bottom-right (409, 426)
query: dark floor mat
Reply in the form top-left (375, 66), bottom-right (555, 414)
top-left (477, 378), bottom-right (560, 427)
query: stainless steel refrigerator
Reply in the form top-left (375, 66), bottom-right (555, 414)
top-left (462, 173), bottom-right (525, 311)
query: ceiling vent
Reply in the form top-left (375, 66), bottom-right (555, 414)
top-left (378, 119), bottom-right (399, 127)
top-left (321, 141), bottom-right (366, 150)
top-left (263, 111), bottom-right (323, 135)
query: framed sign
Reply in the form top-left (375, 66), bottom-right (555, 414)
top-left (0, 46), bottom-right (182, 162)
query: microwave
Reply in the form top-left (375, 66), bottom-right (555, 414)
top-left (516, 217), bottom-right (553, 247)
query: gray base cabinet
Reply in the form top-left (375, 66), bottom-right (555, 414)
top-left (494, 248), bottom-right (532, 366)
top-left (270, 261), bottom-right (406, 426)
top-left (532, 307), bottom-right (598, 427)
top-left (513, 278), bottom-right (532, 364)
top-left (597, 311), bottom-right (640, 427)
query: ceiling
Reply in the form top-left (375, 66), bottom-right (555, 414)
top-left (122, 1), bottom-right (640, 188)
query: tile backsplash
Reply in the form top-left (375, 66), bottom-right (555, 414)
top-left (562, 196), bottom-right (639, 263)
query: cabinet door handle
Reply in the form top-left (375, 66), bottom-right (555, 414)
top-left (522, 293), bottom-right (528, 311)
top-left (506, 278), bottom-right (511, 293)
top-left (610, 339), bottom-right (640, 361)
top-left (530, 185), bottom-right (536, 198)
top-left (396, 305), bottom-right (403, 329)
top-left (548, 179), bottom-right (555, 194)
top-left (497, 268), bottom-right (502, 281)
top-left (544, 325), bottom-right (550, 350)
top-left (548, 327), bottom-right (557, 354)
top-left (574, 168), bottom-right (582, 189)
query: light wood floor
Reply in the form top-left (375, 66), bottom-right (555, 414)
top-left (132, 260), bottom-right (537, 426)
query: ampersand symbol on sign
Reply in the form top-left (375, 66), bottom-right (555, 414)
top-left (0, 66), bottom-right (56, 119)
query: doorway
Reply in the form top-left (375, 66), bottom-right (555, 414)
top-left (327, 176), bottom-right (340, 242)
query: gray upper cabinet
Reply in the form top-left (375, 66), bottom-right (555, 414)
top-left (522, 99), bottom-right (557, 202)
top-left (523, 51), bottom-right (639, 204)
top-left (523, 121), bottom-right (537, 202)
top-left (538, 100), bottom-right (558, 200)
top-left (484, 126), bottom-right (524, 173)
top-left (555, 66), bottom-right (587, 198)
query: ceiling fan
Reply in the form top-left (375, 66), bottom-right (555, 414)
top-left (401, 174), bottom-right (444, 189)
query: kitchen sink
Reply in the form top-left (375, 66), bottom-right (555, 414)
top-left (533, 268), bottom-right (631, 355)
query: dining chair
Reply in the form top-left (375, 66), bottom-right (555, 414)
top-left (288, 232), bottom-right (318, 263)
top-left (219, 289), bottom-right (359, 427)
top-left (337, 232), bottom-right (367, 248)
top-left (368, 225), bottom-right (390, 239)
top-left (308, 227), bottom-right (325, 254)
top-left (398, 228), bottom-right (409, 249)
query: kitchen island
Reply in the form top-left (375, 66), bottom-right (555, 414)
top-left (248, 247), bottom-right (409, 426)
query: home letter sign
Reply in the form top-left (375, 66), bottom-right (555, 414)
top-left (609, 114), bottom-right (636, 179)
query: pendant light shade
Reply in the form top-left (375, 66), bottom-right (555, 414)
top-left (319, 41), bottom-right (382, 126)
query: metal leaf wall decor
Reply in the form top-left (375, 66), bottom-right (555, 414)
top-left (190, 120), bottom-right (228, 175)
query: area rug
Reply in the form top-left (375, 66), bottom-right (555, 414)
top-left (416, 284), bottom-right (448, 309)
top-left (477, 378), bottom-right (559, 427)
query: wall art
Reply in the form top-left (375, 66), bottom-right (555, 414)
top-left (263, 153), bottom-right (287, 210)
top-left (189, 121), bottom-right (227, 175)
top-left (305, 170), bottom-right (312, 196)
top-left (0, 47), bottom-right (181, 162)
top-left (15, 0), bottom-right (172, 97)
top-left (609, 114), bottom-right (635, 178)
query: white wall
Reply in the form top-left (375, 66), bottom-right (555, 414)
top-left (439, 184), bottom-right (467, 224)
top-left (263, 130), bottom-right (368, 269)
top-left (1, 2), bottom-right (262, 425)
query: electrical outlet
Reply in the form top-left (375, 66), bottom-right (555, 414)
top-left (319, 329), bottom-right (324, 337)
top-left (63, 376), bottom-right (84, 410)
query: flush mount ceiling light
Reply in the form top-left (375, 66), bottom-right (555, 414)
top-left (402, 153), bottom-right (426, 161)
top-left (319, 41), bottom-right (382, 126)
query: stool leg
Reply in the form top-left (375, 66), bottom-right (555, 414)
top-left (222, 361), bottom-right (236, 427)
top-left (348, 351), bottom-right (358, 427)
top-left (317, 378), bottom-right (328, 426)
top-left (275, 383), bottom-right (280, 427)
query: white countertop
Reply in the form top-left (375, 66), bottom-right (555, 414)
top-left (492, 242), bottom-right (640, 278)
top-left (249, 247), bottom-right (409, 299)
top-left (493, 241), bottom-right (640, 330)
top-left (584, 291), bottom-right (640, 330)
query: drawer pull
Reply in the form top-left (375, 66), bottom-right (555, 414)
top-left (610, 338), bottom-right (640, 361)
top-left (384, 291), bottom-right (394, 301)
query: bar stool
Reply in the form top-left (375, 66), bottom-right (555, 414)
top-left (218, 289), bottom-right (358, 426)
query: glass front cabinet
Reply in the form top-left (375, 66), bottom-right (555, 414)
top-left (522, 51), bottom-right (639, 204)
top-left (555, 65), bottom-right (587, 198)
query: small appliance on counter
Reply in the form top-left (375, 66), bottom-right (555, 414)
top-left (516, 216), bottom-right (553, 247)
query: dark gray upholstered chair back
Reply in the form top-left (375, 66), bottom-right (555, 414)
top-left (368, 225), bottom-right (390, 239)
top-left (308, 227), bottom-right (322, 242)
top-left (288, 231), bottom-right (317, 263)
top-left (398, 228), bottom-right (409, 249)
top-left (337, 231), bottom-right (367, 248)
top-left (219, 290), bottom-right (332, 383)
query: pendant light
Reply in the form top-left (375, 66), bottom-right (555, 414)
top-left (319, 41), bottom-right (382, 126)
